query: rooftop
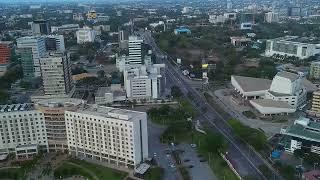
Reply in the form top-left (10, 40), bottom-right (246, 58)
top-left (250, 99), bottom-right (292, 109)
top-left (69, 105), bottom-right (146, 122)
top-left (284, 123), bottom-right (320, 143)
top-left (231, 75), bottom-right (272, 92)
top-left (36, 98), bottom-right (85, 108)
top-left (276, 71), bottom-right (300, 82)
top-left (271, 36), bottom-right (320, 45)
top-left (0, 104), bottom-right (35, 113)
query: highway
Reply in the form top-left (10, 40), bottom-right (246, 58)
top-left (140, 30), bottom-right (282, 180)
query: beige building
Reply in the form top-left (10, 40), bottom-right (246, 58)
top-left (310, 91), bottom-right (320, 116)
top-left (35, 98), bottom-right (85, 152)
top-left (309, 61), bottom-right (320, 80)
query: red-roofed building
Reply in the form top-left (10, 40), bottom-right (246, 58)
top-left (0, 41), bottom-right (12, 65)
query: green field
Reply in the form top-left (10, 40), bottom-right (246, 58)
top-left (0, 167), bottom-right (26, 180)
top-left (54, 159), bottom-right (127, 180)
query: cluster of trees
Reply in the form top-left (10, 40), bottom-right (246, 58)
top-left (238, 58), bottom-right (278, 79)
top-left (228, 119), bottom-right (267, 151)
top-left (0, 65), bottom-right (23, 104)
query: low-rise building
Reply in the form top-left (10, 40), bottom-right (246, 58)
top-left (174, 27), bottom-right (191, 35)
top-left (51, 24), bottom-right (79, 33)
top-left (309, 91), bottom-right (320, 117)
top-left (95, 85), bottom-right (126, 104)
top-left (265, 36), bottom-right (320, 59)
top-left (230, 37), bottom-right (251, 47)
top-left (265, 12), bottom-right (279, 23)
top-left (280, 117), bottom-right (320, 154)
top-left (65, 105), bottom-right (149, 168)
top-left (0, 104), bottom-right (48, 159)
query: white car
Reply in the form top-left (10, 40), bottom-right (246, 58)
top-left (190, 144), bottom-right (197, 148)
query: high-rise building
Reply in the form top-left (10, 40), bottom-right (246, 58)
top-left (76, 27), bottom-right (96, 44)
top-left (309, 61), bottom-right (320, 80)
top-left (40, 52), bottom-right (73, 96)
top-left (31, 20), bottom-right (50, 35)
top-left (0, 41), bottom-right (11, 65)
top-left (118, 30), bottom-right (129, 49)
top-left (124, 64), bottom-right (165, 100)
top-left (65, 105), bottom-right (149, 167)
top-left (45, 35), bottom-right (65, 52)
top-left (127, 36), bottom-right (143, 65)
top-left (265, 12), bottom-right (280, 23)
top-left (35, 98), bottom-right (85, 152)
top-left (310, 91), bottom-right (320, 116)
top-left (18, 48), bottom-right (34, 79)
top-left (17, 36), bottom-right (46, 77)
top-left (0, 104), bottom-right (48, 160)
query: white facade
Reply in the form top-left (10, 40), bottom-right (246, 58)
top-left (208, 15), bottom-right (225, 24)
top-left (76, 27), bottom-right (96, 44)
top-left (309, 61), bottom-right (320, 80)
top-left (51, 24), bottom-right (79, 33)
top-left (124, 64), bottom-right (165, 100)
top-left (265, 36), bottom-right (320, 59)
top-left (265, 12), bottom-right (279, 23)
top-left (0, 104), bottom-right (48, 155)
top-left (65, 105), bottom-right (149, 167)
top-left (17, 36), bottom-right (46, 77)
top-left (40, 52), bottom-right (73, 96)
top-left (127, 36), bottom-right (143, 65)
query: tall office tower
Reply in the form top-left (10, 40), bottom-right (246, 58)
top-left (65, 105), bottom-right (149, 167)
top-left (18, 48), bottom-right (34, 79)
top-left (40, 52), bottom-right (73, 96)
top-left (17, 36), bottom-right (46, 77)
top-left (35, 98), bottom-right (85, 152)
top-left (45, 35), bottom-right (65, 52)
top-left (0, 104), bottom-right (48, 160)
top-left (124, 64), bottom-right (165, 100)
top-left (31, 20), bottom-right (50, 35)
top-left (0, 41), bottom-right (11, 65)
top-left (127, 36), bottom-right (143, 65)
top-left (0, 41), bottom-right (12, 76)
top-left (118, 30), bottom-right (129, 49)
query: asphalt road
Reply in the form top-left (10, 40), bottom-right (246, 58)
top-left (140, 30), bottom-right (282, 180)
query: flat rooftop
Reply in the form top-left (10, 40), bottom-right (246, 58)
top-left (284, 122), bottom-right (320, 143)
top-left (69, 105), bottom-right (145, 122)
top-left (271, 36), bottom-right (320, 45)
top-left (0, 104), bottom-right (35, 113)
top-left (250, 99), bottom-right (292, 109)
top-left (36, 98), bottom-right (85, 108)
top-left (232, 75), bottom-right (272, 92)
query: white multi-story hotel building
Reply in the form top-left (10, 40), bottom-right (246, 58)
top-left (65, 105), bottom-right (148, 168)
top-left (17, 36), bottom-right (46, 77)
top-left (40, 51), bottom-right (73, 96)
top-left (76, 26), bottom-right (96, 44)
top-left (0, 104), bottom-right (48, 159)
top-left (35, 98), bottom-right (85, 152)
top-left (127, 36), bottom-right (143, 65)
top-left (124, 64), bottom-right (165, 100)
top-left (265, 36), bottom-right (320, 59)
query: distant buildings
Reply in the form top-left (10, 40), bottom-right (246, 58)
top-left (31, 20), bottom-right (50, 35)
top-left (265, 12), bottom-right (280, 23)
top-left (174, 27), bottom-right (191, 35)
top-left (73, 13), bottom-right (84, 21)
top-left (182, 7), bottom-right (192, 14)
top-left (309, 61), bottom-right (320, 80)
top-left (240, 23), bottom-right (253, 30)
top-left (17, 36), bottom-right (46, 78)
top-left (65, 105), bottom-right (149, 167)
top-left (280, 117), bottom-right (320, 154)
top-left (51, 24), bottom-right (79, 33)
top-left (45, 35), bottom-right (65, 52)
top-left (124, 64), bottom-right (165, 100)
top-left (76, 26), bottom-right (96, 44)
top-left (208, 15), bottom-right (225, 24)
top-left (119, 30), bottom-right (129, 50)
top-left (265, 36), bottom-right (320, 59)
top-left (39, 52), bottom-right (73, 96)
top-left (232, 71), bottom-right (310, 115)
top-left (230, 37), bottom-right (251, 47)
top-left (0, 104), bottom-right (48, 160)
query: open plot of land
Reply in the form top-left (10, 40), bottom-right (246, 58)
top-left (54, 159), bottom-right (127, 180)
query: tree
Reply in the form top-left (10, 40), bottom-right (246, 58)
top-left (171, 86), bottom-right (183, 98)
top-left (72, 67), bottom-right (87, 75)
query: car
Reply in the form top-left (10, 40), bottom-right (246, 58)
top-left (184, 159), bottom-right (190, 162)
top-left (187, 165), bottom-right (194, 168)
top-left (190, 144), bottom-right (197, 148)
top-left (170, 163), bottom-right (176, 168)
top-left (200, 159), bottom-right (207, 162)
top-left (153, 152), bottom-right (157, 157)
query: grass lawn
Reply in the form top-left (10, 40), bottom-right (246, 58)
top-left (54, 159), bottom-right (127, 180)
top-left (0, 167), bottom-right (26, 180)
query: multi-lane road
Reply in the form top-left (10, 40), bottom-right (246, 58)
top-left (140, 30), bottom-right (282, 180)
